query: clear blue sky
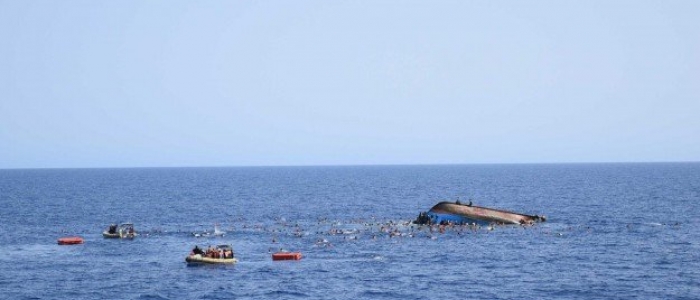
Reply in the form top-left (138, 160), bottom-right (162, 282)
top-left (1, 1), bottom-right (698, 168)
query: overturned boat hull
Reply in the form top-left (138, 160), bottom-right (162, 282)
top-left (417, 201), bottom-right (545, 225)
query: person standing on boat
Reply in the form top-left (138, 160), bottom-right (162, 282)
top-left (192, 245), bottom-right (205, 256)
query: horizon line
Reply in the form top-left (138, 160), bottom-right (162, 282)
top-left (1, 160), bottom-right (699, 171)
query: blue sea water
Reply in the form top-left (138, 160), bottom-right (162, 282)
top-left (1, 163), bottom-right (699, 299)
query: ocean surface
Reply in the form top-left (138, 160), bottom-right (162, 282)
top-left (1, 163), bottom-right (699, 299)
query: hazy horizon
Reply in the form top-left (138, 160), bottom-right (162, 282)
top-left (2, 160), bottom-right (698, 171)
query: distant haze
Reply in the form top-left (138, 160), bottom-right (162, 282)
top-left (1, 1), bottom-right (698, 168)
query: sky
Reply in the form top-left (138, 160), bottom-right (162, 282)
top-left (1, 1), bottom-right (698, 168)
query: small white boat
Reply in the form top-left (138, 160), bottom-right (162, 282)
top-left (103, 223), bottom-right (137, 239)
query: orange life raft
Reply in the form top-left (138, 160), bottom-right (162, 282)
top-left (57, 236), bottom-right (84, 245)
top-left (272, 252), bottom-right (302, 261)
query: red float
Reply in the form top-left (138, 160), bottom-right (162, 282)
top-left (272, 252), bottom-right (302, 261)
top-left (57, 236), bottom-right (84, 245)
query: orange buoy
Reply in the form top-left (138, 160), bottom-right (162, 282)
top-left (272, 252), bottom-right (302, 261)
top-left (57, 236), bottom-right (84, 245)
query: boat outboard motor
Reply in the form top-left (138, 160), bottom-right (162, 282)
top-left (413, 212), bottom-right (431, 225)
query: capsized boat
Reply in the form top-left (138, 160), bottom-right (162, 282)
top-left (103, 223), bottom-right (137, 239)
top-left (414, 201), bottom-right (546, 225)
top-left (185, 244), bottom-right (237, 265)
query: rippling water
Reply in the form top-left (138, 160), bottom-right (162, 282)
top-left (1, 164), bottom-right (699, 299)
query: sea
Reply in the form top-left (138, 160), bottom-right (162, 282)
top-left (0, 163), bottom-right (698, 300)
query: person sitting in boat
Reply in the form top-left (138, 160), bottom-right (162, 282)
top-left (192, 245), bottom-right (205, 256)
top-left (108, 224), bottom-right (117, 234)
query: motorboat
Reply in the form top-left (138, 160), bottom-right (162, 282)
top-left (103, 223), bottom-right (137, 239)
top-left (185, 244), bottom-right (237, 265)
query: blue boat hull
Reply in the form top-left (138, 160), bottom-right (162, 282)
top-left (425, 211), bottom-right (492, 225)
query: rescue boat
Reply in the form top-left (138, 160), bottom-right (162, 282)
top-left (102, 223), bottom-right (137, 239)
top-left (185, 244), bottom-right (237, 265)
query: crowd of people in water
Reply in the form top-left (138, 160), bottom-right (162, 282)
top-left (185, 216), bottom-right (527, 244)
top-left (113, 214), bottom-right (558, 259)
top-left (113, 215), bottom-right (549, 244)
top-left (91, 215), bottom-right (679, 262)
top-left (90, 215), bottom-right (657, 264)
top-left (238, 217), bottom-right (519, 254)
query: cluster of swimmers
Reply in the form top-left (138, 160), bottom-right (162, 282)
top-left (260, 217), bottom-right (507, 242)
top-left (175, 217), bottom-right (541, 242)
top-left (127, 216), bottom-right (546, 258)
